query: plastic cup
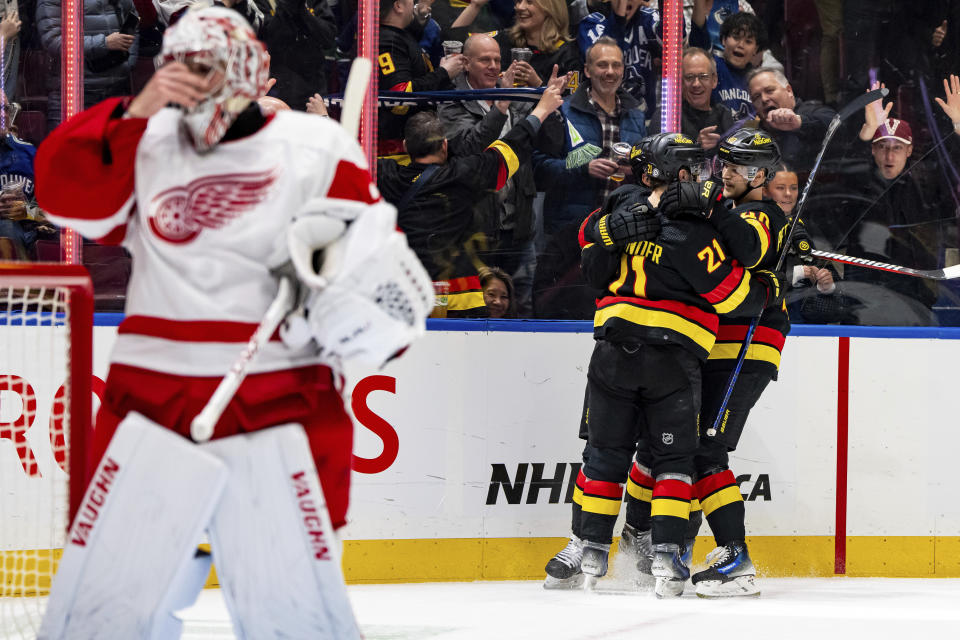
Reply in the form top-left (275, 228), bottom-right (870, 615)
top-left (510, 48), bottom-right (533, 86)
top-left (511, 47), bottom-right (533, 62)
top-left (610, 142), bottom-right (632, 182)
top-left (442, 40), bottom-right (463, 57)
top-left (430, 281), bottom-right (450, 319)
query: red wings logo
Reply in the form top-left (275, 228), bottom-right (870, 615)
top-left (148, 170), bottom-right (278, 243)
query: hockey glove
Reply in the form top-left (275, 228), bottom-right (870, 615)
top-left (753, 269), bottom-right (786, 308)
top-left (596, 203), bottom-right (661, 252)
top-left (658, 180), bottom-right (724, 220)
top-left (789, 217), bottom-right (814, 263)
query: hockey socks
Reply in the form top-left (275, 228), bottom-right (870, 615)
top-left (695, 469), bottom-right (745, 545)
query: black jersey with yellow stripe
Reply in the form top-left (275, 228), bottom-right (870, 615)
top-left (705, 197), bottom-right (792, 375)
top-left (580, 190), bottom-right (776, 361)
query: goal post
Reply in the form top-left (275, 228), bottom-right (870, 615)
top-left (0, 263), bottom-right (93, 636)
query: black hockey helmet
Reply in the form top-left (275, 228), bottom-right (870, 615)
top-left (716, 127), bottom-right (782, 180)
top-left (629, 132), bottom-right (706, 183)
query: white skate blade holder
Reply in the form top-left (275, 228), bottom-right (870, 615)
top-left (695, 575), bottom-right (761, 598)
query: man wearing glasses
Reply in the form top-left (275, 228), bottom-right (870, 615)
top-left (649, 47), bottom-right (734, 153)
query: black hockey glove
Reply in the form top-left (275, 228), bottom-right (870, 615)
top-left (753, 269), bottom-right (786, 309)
top-left (788, 217), bottom-right (814, 264)
top-left (596, 203), bottom-right (661, 252)
top-left (658, 179), bottom-right (724, 220)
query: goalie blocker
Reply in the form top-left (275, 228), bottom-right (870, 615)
top-left (41, 415), bottom-right (361, 639)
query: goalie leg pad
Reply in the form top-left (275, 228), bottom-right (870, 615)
top-left (39, 412), bottom-right (228, 640)
top-left (201, 424), bottom-right (361, 640)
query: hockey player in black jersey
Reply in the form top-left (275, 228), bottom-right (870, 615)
top-left (543, 132), bottom-right (786, 598)
top-left (629, 127), bottom-right (800, 598)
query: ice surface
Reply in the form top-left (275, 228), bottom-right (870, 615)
top-left (176, 577), bottom-right (960, 639)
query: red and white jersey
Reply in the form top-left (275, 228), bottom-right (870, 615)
top-left (37, 98), bottom-right (379, 377)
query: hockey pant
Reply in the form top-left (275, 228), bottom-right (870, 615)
top-left (90, 362), bottom-right (355, 528)
top-left (580, 340), bottom-right (701, 547)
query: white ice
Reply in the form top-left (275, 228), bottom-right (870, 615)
top-left (174, 577), bottom-right (960, 639)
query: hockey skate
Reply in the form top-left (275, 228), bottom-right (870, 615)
top-left (650, 543), bottom-right (690, 598)
top-left (691, 541), bottom-right (760, 598)
top-left (606, 524), bottom-right (656, 592)
top-left (619, 524), bottom-right (653, 574)
top-left (580, 541), bottom-right (611, 589)
top-left (543, 536), bottom-right (585, 589)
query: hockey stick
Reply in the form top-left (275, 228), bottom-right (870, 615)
top-left (189, 59), bottom-right (373, 443)
top-left (340, 57), bottom-right (372, 139)
top-left (810, 249), bottom-right (960, 280)
top-left (706, 87), bottom-right (888, 437)
top-left (190, 278), bottom-right (297, 442)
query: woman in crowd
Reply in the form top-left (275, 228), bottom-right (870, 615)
top-left (453, 0), bottom-right (582, 87)
top-left (482, 267), bottom-right (518, 318)
top-left (766, 164), bottom-right (843, 323)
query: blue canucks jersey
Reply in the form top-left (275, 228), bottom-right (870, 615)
top-left (0, 134), bottom-right (36, 200)
top-left (712, 54), bottom-right (753, 120)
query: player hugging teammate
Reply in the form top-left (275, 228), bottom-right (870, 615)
top-left (546, 128), bottom-right (810, 598)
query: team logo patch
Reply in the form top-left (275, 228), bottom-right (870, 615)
top-left (798, 240), bottom-right (810, 251)
top-left (662, 432), bottom-right (674, 445)
top-left (148, 169), bottom-right (278, 243)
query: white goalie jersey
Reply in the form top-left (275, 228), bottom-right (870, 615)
top-left (40, 102), bottom-right (383, 377)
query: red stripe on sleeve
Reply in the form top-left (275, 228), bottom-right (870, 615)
top-left (694, 469), bottom-right (738, 500)
top-left (35, 97), bottom-right (145, 221)
top-left (447, 276), bottom-right (481, 293)
top-left (94, 224), bottom-right (129, 246)
top-left (389, 81), bottom-right (412, 92)
top-left (326, 160), bottom-right (380, 204)
top-left (495, 162), bottom-right (508, 190)
top-left (578, 208), bottom-right (600, 248)
top-left (583, 479), bottom-right (624, 499)
top-left (652, 478), bottom-right (692, 500)
top-left (716, 325), bottom-right (786, 350)
top-left (703, 264), bottom-right (746, 304)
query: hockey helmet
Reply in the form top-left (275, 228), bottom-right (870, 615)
top-left (629, 133), bottom-right (706, 183)
top-left (716, 128), bottom-right (782, 181)
top-left (158, 7), bottom-right (269, 153)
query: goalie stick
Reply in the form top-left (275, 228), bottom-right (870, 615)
top-left (810, 249), bottom-right (960, 280)
top-left (707, 87), bottom-right (889, 437)
top-left (189, 58), bottom-right (372, 443)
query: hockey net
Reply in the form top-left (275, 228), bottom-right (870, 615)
top-left (0, 263), bottom-right (93, 638)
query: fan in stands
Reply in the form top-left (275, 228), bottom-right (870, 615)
top-left (31, 7), bottom-right (429, 639)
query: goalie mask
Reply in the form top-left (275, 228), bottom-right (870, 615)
top-left (158, 7), bottom-right (269, 153)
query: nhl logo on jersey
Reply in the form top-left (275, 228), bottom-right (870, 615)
top-left (148, 169), bottom-right (278, 243)
top-left (661, 432), bottom-right (674, 445)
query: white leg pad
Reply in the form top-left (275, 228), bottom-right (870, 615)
top-left (39, 412), bottom-right (228, 640)
top-left (201, 423), bottom-right (361, 640)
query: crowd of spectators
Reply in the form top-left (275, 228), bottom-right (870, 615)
top-left (1, 0), bottom-right (959, 325)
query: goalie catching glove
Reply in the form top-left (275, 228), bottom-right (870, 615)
top-left (595, 202), bottom-right (662, 252)
top-left (286, 197), bottom-right (433, 368)
top-left (658, 179), bottom-right (724, 220)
